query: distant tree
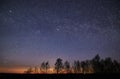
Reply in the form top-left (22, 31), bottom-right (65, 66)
top-left (91, 54), bottom-right (120, 73)
top-left (73, 60), bottom-right (81, 73)
top-left (40, 62), bottom-right (46, 73)
top-left (91, 54), bottom-right (102, 73)
top-left (88, 60), bottom-right (94, 73)
top-left (24, 67), bottom-right (33, 74)
top-left (103, 57), bottom-right (113, 72)
top-left (45, 61), bottom-right (50, 73)
top-left (92, 54), bottom-right (100, 62)
top-left (113, 60), bottom-right (120, 73)
top-left (64, 61), bottom-right (71, 73)
top-left (55, 58), bottom-right (63, 74)
top-left (81, 61), bottom-right (86, 73)
top-left (83, 60), bottom-right (93, 73)
top-left (34, 66), bottom-right (38, 73)
top-left (40, 61), bottom-right (50, 73)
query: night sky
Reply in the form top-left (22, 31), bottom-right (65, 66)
top-left (0, 0), bottom-right (120, 69)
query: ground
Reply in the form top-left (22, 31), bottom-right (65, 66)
top-left (0, 73), bottom-right (120, 79)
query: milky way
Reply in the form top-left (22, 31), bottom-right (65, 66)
top-left (0, 0), bottom-right (120, 67)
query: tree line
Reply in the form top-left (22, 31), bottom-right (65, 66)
top-left (24, 54), bottom-right (120, 74)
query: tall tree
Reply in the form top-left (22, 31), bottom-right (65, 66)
top-left (45, 61), bottom-right (50, 73)
top-left (102, 57), bottom-right (114, 73)
top-left (92, 55), bottom-right (120, 73)
top-left (91, 54), bottom-right (102, 73)
top-left (40, 61), bottom-right (50, 73)
top-left (73, 60), bottom-right (81, 73)
top-left (81, 61), bottom-right (86, 73)
top-left (64, 61), bottom-right (71, 73)
top-left (55, 58), bottom-right (63, 74)
top-left (40, 62), bottom-right (46, 73)
top-left (82, 60), bottom-right (93, 73)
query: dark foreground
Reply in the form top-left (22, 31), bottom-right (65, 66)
top-left (0, 73), bottom-right (120, 79)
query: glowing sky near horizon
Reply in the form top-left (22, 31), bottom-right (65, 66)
top-left (0, 0), bottom-right (120, 69)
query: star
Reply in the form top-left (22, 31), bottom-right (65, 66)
top-left (56, 28), bottom-right (60, 31)
top-left (9, 10), bottom-right (13, 13)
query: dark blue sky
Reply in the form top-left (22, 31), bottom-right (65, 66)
top-left (0, 0), bottom-right (120, 67)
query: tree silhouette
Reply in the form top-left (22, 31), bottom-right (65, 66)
top-left (40, 61), bottom-right (50, 73)
top-left (40, 62), bottom-right (46, 73)
top-left (45, 61), bottom-right (50, 73)
top-left (91, 54), bottom-right (102, 73)
top-left (113, 60), bottom-right (120, 73)
top-left (92, 54), bottom-right (100, 62)
top-left (23, 54), bottom-right (120, 74)
top-left (91, 54), bottom-right (120, 73)
top-left (100, 57), bottom-right (120, 73)
top-left (73, 60), bottom-right (81, 73)
top-left (81, 61), bottom-right (86, 73)
top-left (83, 60), bottom-right (93, 73)
top-left (55, 58), bottom-right (63, 74)
top-left (24, 67), bottom-right (33, 74)
top-left (34, 66), bottom-right (38, 73)
top-left (64, 61), bottom-right (71, 73)
top-left (103, 57), bottom-right (113, 72)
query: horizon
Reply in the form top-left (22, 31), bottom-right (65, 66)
top-left (0, 55), bottom-right (120, 73)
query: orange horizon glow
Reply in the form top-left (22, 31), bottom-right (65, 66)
top-left (0, 67), bottom-right (94, 74)
top-left (0, 67), bottom-right (27, 74)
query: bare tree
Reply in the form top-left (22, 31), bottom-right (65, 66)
top-left (45, 61), bottom-right (50, 73)
top-left (55, 58), bottom-right (63, 74)
top-left (81, 61), bottom-right (86, 73)
top-left (91, 54), bottom-right (102, 73)
top-left (73, 60), bottom-right (81, 73)
top-left (64, 61), bottom-right (71, 73)
top-left (40, 62), bottom-right (46, 73)
top-left (40, 61), bottom-right (50, 73)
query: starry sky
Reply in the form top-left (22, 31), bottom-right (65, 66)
top-left (0, 0), bottom-right (120, 69)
